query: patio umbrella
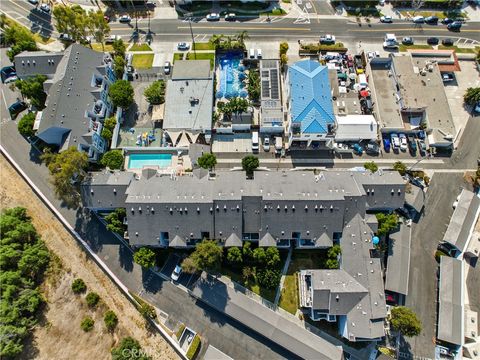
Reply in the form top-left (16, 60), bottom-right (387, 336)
top-left (372, 236), bottom-right (380, 245)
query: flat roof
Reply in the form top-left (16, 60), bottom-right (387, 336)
top-left (171, 60), bottom-right (211, 80)
top-left (443, 189), bottom-right (480, 253)
top-left (385, 224), bottom-right (411, 295)
top-left (260, 59), bottom-right (284, 128)
top-left (438, 256), bottom-right (464, 345)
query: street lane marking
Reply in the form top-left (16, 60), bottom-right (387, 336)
top-left (350, 27), bottom-right (480, 33)
top-left (177, 25), bottom-right (311, 31)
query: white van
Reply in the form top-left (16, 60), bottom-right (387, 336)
top-left (275, 137), bottom-right (282, 155)
top-left (358, 74), bottom-right (368, 88)
top-left (256, 49), bottom-right (262, 59)
top-left (252, 131), bottom-right (259, 152)
top-left (249, 49), bottom-right (255, 59)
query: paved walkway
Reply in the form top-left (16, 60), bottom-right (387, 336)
top-left (274, 246), bottom-right (293, 306)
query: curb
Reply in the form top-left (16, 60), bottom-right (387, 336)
top-left (0, 145), bottom-right (187, 360)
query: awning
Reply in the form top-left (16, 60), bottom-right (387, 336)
top-left (225, 233), bottom-right (242, 247)
top-left (259, 232), bottom-right (276, 247)
top-left (165, 130), bottom-right (182, 146)
top-left (177, 132), bottom-right (191, 147)
top-left (36, 126), bottom-right (71, 147)
top-left (169, 235), bottom-right (187, 247)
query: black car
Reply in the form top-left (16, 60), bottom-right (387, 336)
top-left (8, 100), bottom-right (27, 119)
top-left (365, 142), bottom-right (380, 155)
top-left (407, 134), bottom-right (417, 154)
top-left (447, 21), bottom-right (462, 31)
top-left (427, 37), bottom-right (439, 45)
top-left (425, 16), bottom-right (438, 24)
top-left (441, 17), bottom-right (454, 25)
top-left (1, 66), bottom-right (16, 83)
top-left (442, 38), bottom-right (454, 46)
top-left (402, 37), bottom-right (414, 45)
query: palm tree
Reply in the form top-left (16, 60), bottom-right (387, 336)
top-left (209, 34), bottom-right (224, 50)
top-left (236, 30), bottom-right (249, 49)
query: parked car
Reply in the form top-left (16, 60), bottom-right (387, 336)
top-left (28, 0), bottom-right (39, 4)
top-left (39, 3), bottom-right (50, 13)
top-left (425, 16), bottom-right (439, 24)
top-left (320, 34), bottom-right (336, 44)
top-left (447, 21), bottom-right (462, 31)
top-left (177, 42), bottom-right (189, 50)
top-left (105, 35), bottom-right (121, 44)
top-left (402, 37), bottom-right (414, 45)
top-left (4, 75), bottom-right (18, 84)
top-left (438, 242), bottom-right (457, 257)
top-left (418, 139), bottom-right (427, 155)
top-left (119, 15), bottom-right (131, 23)
top-left (366, 142), bottom-right (380, 155)
top-left (225, 13), bottom-right (236, 21)
top-left (352, 143), bottom-right (364, 155)
top-left (383, 138), bottom-right (391, 152)
top-left (380, 15), bottom-right (393, 23)
top-left (427, 37), bottom-right (439, 45)
top-left (206, 13), bottom-right (220, 21)
top-left (442, 38), bottom-right (455, 46)
top-left (399, 133), bottom-right (408, 152)
top-left (390, 133), bottom-right (400, 150)
top-left (59, 33), bottom-right (74, 42)
top-left (164, 61), bottom-right (171, 75)
top-left (171, 265), bottom-right (182, 282)
top-left (412, 16), bottom-right (424, 23)
top-left (442, 73), bottom-right (455, 82)
top-left (8, 100), bottom-right (27, 119)
top-left (1, 66), bottom-right (16, 83)
top-left (263, 137), bottom-right (270, 152)
top-left (407, 134), bottom-right (417, 154)
top-left (441, 17), bottom-right (454, 25)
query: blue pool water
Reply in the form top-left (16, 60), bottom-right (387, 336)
top-left (217, 53), bottom-right (247, 99)
top-left (128, 153), bottom-right (172, 169)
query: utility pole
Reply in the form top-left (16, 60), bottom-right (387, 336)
top-left (186, 12), bottom-right (196, 59)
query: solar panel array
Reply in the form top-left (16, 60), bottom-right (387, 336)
top-left (270, 69), bottom-right (279, 100)
top-left (262, 80), bottom-right (270, 98)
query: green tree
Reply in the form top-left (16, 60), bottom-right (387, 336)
top-left (17, 241), bottom-right (50, 279)
top-left (112, 38), bottom-right (126, 58)
top-left (105, 208), bottom-right (126, 234)
top-left (390, 306), bottom-right (422, 337)
top-left (53, 5), bottom-right (89, 42)
top-left (393, 161), bottom-right (407, 176)
top-left (104, 310), bottom-right (118, 331)
top-left (464, 87), bottom-right (480, 106)
top-left (364, 161), bottom-right (378, 173)
top-left (376, 213), bottom-right (399, 236)
top-left (325, 244), bottom-right (341, 269)
top-left (109, 80), bottom-right (134, 109)
top-left (265, 247), bottom-right (281, 268)
top-left (133, 248), bottom-right (156, 269)
top-left (40, 147), bottom-right (88, 208)
top-left (4, 25), bottom-right (38, 62)
top-left (247, 69), bottom-right (260, 102)
top-left (236, 30), bottom-right (249, 48)
top-left (252, 247), bottom-right (266, 265)
top-left (188, 240), bottom-right (223, 272)
top-left (256, 268), bottom-right (281, 289)
top-left (143, 80), bottom-right (165, 105)
top-left (101, 116), bottom-right (117, 142)
top-left (80, 316), bottom-right (95, 332)
top-left (242, 155), bottom-right (259, 178)
top-left (111, 337), bottom-right (150, 360)
top-left (242, 241), bottom-right (253, 261)
top-left (101, 128), bottom-right (113, 143)
top-left (197, 153), bottom-right (217, 170)
top-left (242, 266), bottom-right (254, 282)
top-left (226, 247), bottom-right (243, 265)
top-left (280, 42), bottom-right (289, 55)
top-left (72, 278), bottom-right (87, 294)
top-left (14, 75), bottom-right (48, 109)
top-left (17, 112), bottom-right (36, 138)
top-left (280, 53), bottom-right (288, 67)
top-left (101, 150), bottom-right (124, 170)
top-left (113, 55), bottom-right (126, 79)
top-left (87, 10), bottom-right (110, 49)
top-left (180, 257), bottom-right (197, 274)
top-left (86, 292), bottom-right (100, 307)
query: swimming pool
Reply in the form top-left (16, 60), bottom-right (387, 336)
top-left (216, 53), bottom-right (247, 99)
top-left (127, 153), bottom-right (172, 169)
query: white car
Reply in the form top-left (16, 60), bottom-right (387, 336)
top-left (4, 76), bottom-right (18, 84)
top-left (177, 42), bottom-right (190, 50)
top-left (39, 3), bottom-right (50, 13)
top-left (171, 265), bottom-right (182, 282)
top-left (105, 35), bottom-right (121, 44)
top-left (119, 15), bottom-right (132, 23)
top-left (380, 16), bottom-right (393, 23)
top-left (412, 16), bottom-right (425, 23)
top-left (391, 133), bottom-right (400, 150)
top-left (399, 133), bottom-right (408, 151)
top-left (320, 34), bottom-right (336, 44)
top-left (263, 137), bottom-right (270, 152)
top-left (206, 13), bottom-right (220, 21)
top-left (164, 61), bottom-right (171, 75)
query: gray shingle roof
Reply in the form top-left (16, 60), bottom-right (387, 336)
top-left (385, 224), bottom-right (411, 295)
top-left (14, 51), bottom-right (64, 79)
top-left (438, 256), bottom-right (464, 345)
top-left (81, 170), bottom-right (134, 209)
top-left (443, 189), bottom-right (480, 253)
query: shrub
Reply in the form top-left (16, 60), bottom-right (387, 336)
top-left (186, 334), bottom-right (201, 360)
top-left (133, 247), bottom-right (156, 269)
top-left (256, 268), bottom-right (281, 289)
top-left (80, 316), bottom-right (94, 332)
top-left (100, 150), bottom-right (124, 170)
top-left (144, 80), bottom-right (165, 105)
top-left (104, 310), bottom-right (118, 331)
top-left (109, 80), bottom-right (134, 109)
top-left (85, 292), bottom-right (100, 307)
top-left (71, 278), bottom-right (86, 294)
top-left (226, 247), bottom-right (243, 265)
top-left (364, 161), bottom-right (378, 173)
top-left (390, 306), bottom-right (422, 337)
top-left (17, 112), bottom-right (36, 138)
top-left (176, 324), bottom-right (186, 339)
top-left (280, 42), bottom-right (289, 55)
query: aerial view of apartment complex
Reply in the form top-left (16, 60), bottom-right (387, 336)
top-left (1, 0), bottom-right (479, 359)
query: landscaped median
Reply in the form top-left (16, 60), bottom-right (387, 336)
top-left (186, 335), bottom-right (201, 360)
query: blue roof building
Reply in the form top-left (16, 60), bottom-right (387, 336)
top-left (287, 60), bottom-right (336, 149)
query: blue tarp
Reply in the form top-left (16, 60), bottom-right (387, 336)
top-left (36, 126), bottom-right (71, 147)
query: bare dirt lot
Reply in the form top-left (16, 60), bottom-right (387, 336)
top-left (0, 156), bottom-right (178, 360)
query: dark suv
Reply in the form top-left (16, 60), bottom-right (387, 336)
top-left (8, 100), bottom-right (27, 119)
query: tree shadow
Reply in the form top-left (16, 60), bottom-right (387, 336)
top-left (119, 241), bottom-right (134, 272)
top-left (141, 268), bottom-right (164, 294)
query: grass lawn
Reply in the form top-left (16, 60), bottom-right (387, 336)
top-left (260, 8), bottom-right (287, 16)
top-left (132, 54), bottom-right (154, 69)
top-left (5, 17), bottom-right (54, 45)
top-left (192, 42), bottom-right (214, 51)
top-left (399, 9), bottom-right (467, 19)
top-left (173, 53), bottom-right (184, 62)
top-left (91, 43), bottom-right (114, 52)
top-left (399, 44), bottom-right (433, 52)
top-left (278, 274), bottom-right (298, 314)
top-left (438, 45), bottom-right (480, 54)
top-left (129, 43), bottom-right (153, 52)
top-left (186, 52), bottom-right (215, 69)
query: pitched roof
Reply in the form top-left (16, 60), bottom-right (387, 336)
top-left (259, 232), bottom-right (276, 247)
top-left (385, 224), bottom-right (411, 295)
top-left (14, 51), bottom-right (64, 79)
top-left (288, 60), bottom-right (335, 135)
top-left (225, 233), bottom-right (242, 247)
top-left (169, 235), bottom-right (187, 247)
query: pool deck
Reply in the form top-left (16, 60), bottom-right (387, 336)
top-left (117, 127), bottom-right (163, 148)
top-left (124, 154), bottom-right (192, 176)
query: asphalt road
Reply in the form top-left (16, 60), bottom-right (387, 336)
top-left (2, 0), bottom-right (480, 43)
top-left (402, 172), bottom-right (473, 359)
